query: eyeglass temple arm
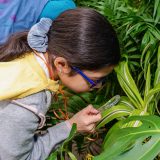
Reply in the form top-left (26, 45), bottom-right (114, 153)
top-left (71, 66), bottom-right (96, 85)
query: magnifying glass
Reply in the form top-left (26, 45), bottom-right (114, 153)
top-left (98, 95), bottom-right (120, 112)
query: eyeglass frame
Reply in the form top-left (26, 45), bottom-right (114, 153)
top-left (71, 66), bottom-right (107, 88)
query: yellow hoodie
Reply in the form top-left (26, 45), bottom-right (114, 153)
top-left (0, 52), bottom-right (59, 101)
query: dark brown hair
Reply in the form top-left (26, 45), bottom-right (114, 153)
top-left (0, 8), bottom-right (120, 70)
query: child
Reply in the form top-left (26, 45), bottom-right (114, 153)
top-left (0, 0), bottom-right (76, 44)
top-left (0, 8), bottom-right (120, 160)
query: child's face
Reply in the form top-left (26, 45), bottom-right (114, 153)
top-left (58, 65), bottom-right (114, 93)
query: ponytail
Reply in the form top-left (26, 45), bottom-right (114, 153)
top-left (0, 32), bottom-right (32, 62)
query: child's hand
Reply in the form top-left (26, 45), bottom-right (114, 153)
top-left (68, 105), bottom-right (101, 133)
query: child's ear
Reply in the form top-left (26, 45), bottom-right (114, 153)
top-left (54, 57), bottom-right (71, 74)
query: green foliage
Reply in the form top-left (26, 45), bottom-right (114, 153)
top-left (75, 0), bottom-right (160, 97)
top-left (115, 62), bottom-right (144, 109)
top-left (47, 0), bottom-right (160, 159)
top-left (115, 60), bottom-right (160, 115)
top-left (47, 124), bottom-right (77, 160)
top-left (94, 115), bottom-right (160, 160)
top-left (96, 104), bottom-right (132, 129)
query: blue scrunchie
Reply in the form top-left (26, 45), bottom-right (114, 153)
top-left (27, 18), bottom-right (52, 52)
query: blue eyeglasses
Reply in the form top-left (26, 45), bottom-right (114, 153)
top-left (71, 66), bottom-right (107, 88)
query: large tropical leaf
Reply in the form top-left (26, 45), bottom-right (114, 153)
top-left (94, 115), bottom-right (160, 160)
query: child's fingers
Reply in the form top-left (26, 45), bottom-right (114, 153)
top-left (84, 104), bottom-right (100, 114)
top-left (88, 113), bottom-right (102, 124)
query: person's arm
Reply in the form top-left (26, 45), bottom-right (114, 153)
top-left (0, 91), bottom-right (71, 160)
top-left (27, 121), bottom-right (71, 160)
top-left (0, 91), bottom-right (101, 160)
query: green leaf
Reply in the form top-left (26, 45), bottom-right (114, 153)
top-left (124, 110), bottom-right (148, 128)
top-left (115, 62), bottom-right (144, 109)
top-left (68, 95), bottom-right (87, 113)
top-left (149, 27), bottom-right (160, 40)
top-left (153, 0), bottom-right (160, 17)
top-left (143, 50), bottom-right (151, 79)
top-left (140, 43), bottom-right (151, 69)
top-left (60, 124), bottom-right (77, 159)
top-left (157, 45), bottom-right (160, 68)
top-left (47, 151), bottom-right (58, 160)
top-left (141, 31), bottom-right (150, 52)
top-left (118, 96), bottom-right (135, 109)
top-left (61, 123), bottom-right (77, 147)
top-left (153, 0), bottom-right (160, 24)
top-left (144, 64), bottom-right (151, 101)
top-left (67, 151), bottom-right (77, 160)
top-left (79, 92), bottom-right (94, 104)
top-left (154, 46), bottom-right (160, 86)
top-left (96, 105), bottom-right (132, 129)
top-left (145, 83), bottom-right (160, 110)
top-left (94, 115), bottom-right (160, 160)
